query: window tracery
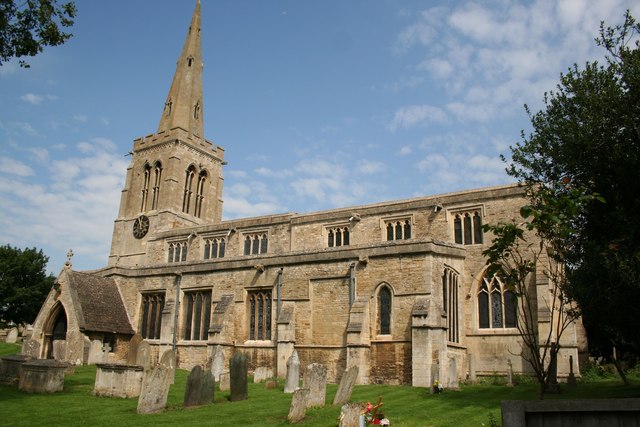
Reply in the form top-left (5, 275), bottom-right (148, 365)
top-left (168, 241), bottom-right (188, 263)
top-left (378, 285), bottom-right (392, 335)
top-left (140, 292), bottom-right (164, 339)
top-left (327, 226), bottom-right (350, 247)
top-left (478, 275), bottom-right (517, 329)
top-left (244, 233), bottom-right (268, 256)
top-left (183, 290), bottom-right (211, 341)
top-left (204, 236), bottom-right (226, 259)
top-left (248, 290), bottom-right (272, 340)
top-left (443, 267), bottom-right (459, 342)
top-left (453, 210), bottom-right (483, 245)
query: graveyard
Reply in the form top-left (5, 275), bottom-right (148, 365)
top-left (2, 342), bottom-right (640, 426)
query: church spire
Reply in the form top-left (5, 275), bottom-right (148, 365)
top-left (158, 0), bottom-right (204, 138)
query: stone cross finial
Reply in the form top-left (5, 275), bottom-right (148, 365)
top-left (65, 249), bottom-right (74, 269)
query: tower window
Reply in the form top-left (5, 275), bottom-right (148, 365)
top-left (151, 162), bottom-right (162, 210)
top-left (140, 164), bottom-right (151, 212)
top-left (194, 170), bottom-right (207, 218)
top-left (182, 165), bottom-right (196, 214)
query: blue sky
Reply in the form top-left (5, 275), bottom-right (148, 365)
top-left (1, 0), bottom-right (637, 274)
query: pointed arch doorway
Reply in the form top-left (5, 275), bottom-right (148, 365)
top-left (44, 304), bottom-right (68, 360)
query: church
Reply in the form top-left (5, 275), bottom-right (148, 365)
top-left (25, 1), bottom-right (585, 387)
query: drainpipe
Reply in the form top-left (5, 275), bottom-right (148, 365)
top-left (172, 273), bottom-right (182, 352)
top-left (277, 268), bottom-right (283, 320)
top-left (349, 262), bottom-right (356, 306)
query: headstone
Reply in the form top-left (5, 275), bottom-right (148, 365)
top-left (506, 359), bottom-right (514, 387)
top-left (219, 372), bottom-right (230, 391)
top-left (287, 388), bottom-right (310, 423)
top-left (448, 358), bottom-right (459, 388)
top-left (183, 365), bottom-right (215, 407)
top-left (5, 327), bottom-right (18, 344)
top-left (136, 341), bottom-right (151, 370)
top-left (567, 355), bottom-right (577, 386)
top-left (127, 334), bottom-right (143, 365)
top-left (87, 340), bottom-right (103, 365)
top-left (211, 344), bottom-right (224, 382)
top-left (21, 339), bottom-right (40, 358)
top-left (253, 366), bottom-right (273, 383)
top-left (468, 354), bottom-right (477, 383)
top-left (339, 402), bottom-right (364, 427)
top-left (229, 352), bottom-right (248, 401)
top-left (160, 349), bottom-right (176, 385)
top-left (303, 363), bottom-right (327, 408)
top-left (333, 366), bottom-right (359, 406)
top-left (137, 361), bottom-right (173, 414)
top-left (284, 350), bottom-right (300, 394)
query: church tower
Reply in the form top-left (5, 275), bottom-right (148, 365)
top-left (109, 0), bottom-right (224, 267)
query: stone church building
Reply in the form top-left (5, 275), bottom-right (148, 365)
top-left (26, 1), bottom-right (585, 387)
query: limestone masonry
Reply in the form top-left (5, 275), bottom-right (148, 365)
top-left (26, 0), bottom-right (586, 387)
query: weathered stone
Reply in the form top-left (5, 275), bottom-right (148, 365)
top-left (21, 338), bottom-right (40, 358)
top-left (0, 354), bottom-right (32, 384)
top-left (19, 359), bottom-right (68, 393)
top-left (137, 361), bottom-right (173, 414)
top-left (284, 350), bottom-right (300, 394)
top-left (136, 341), bottom-right (151, 370)
top-left (338, 402), bottom-right (364, 427)
top-left (219, 372), bottom-right (230, 391)
top-left (333, 366), bottom-right (359, 406)
top-left (506, 359), bottom-right (514, 387)
top-left (448, 358), bottom-right (459, 389)
top-left (229, 352), bottom-right (248, 401)
top-left (303, 363), bottom-right (327, 408)
top-left (87, 340), bottom-right (104, 365)
top-left (184, 365), bottom-right (214, 407)
top-left (94, 363), bottom-right (144, 398)
top-left (5, 327), bottom-right (18, 344)
top-left (468, 354), bottom-right (477, 383)
top-left (211, 344), bottom-right (224, 382)
top-left (253, 366), bottom-right (273, 383)
top-left (287, 388), bottom-right (310, 423)
top-left (127, 334), bottom-right (143, 365)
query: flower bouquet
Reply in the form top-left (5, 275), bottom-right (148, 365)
top-left (362, 397), bottom-right (390, 425)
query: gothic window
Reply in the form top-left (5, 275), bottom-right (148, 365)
top-left (168, 241), bottom-right (188, 263)
top-left (204, 237), bottom-right (226, 259)
top-left (194, 170), bottom-right (207, 218)
top-left (244, 233), bottom-right (268, 256)
top-left (327, 226), bottom-right (350, 247)
top-left (183, 290), bottom-right (211, 341)
top-left (140, 164), bottom-right (151, 212)
top-left (453, 210), bottom-right (483, 245)
top-left (385, 219), bottom-right (411, 241)
top-left (182, 165), bottom-right (196, 214)
top-left (378, 285), bottom-right (392, 335)
top-left (140, 293), bottom-right (164, 340)
top-left (248, 290), bottom-right (272, 340)
top-left (151, 162), bottom-right (162, 210)
top-left (478, 275), bottom-right (517, 329)
top-left (443, 267), bottom-right (460, 343)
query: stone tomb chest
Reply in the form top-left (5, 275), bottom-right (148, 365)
top-left (0, 354), bottom-right (32, 385)
top-left (94, 363), bottom-right (144, 398)
top-left (19, 359), bottom-right (69, 393)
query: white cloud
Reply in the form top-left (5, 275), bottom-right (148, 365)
top-left (74, 114), bottom-right (88, 123)
top-left (356, 159), bottom-right (385, 175)
top-left (21, 93), bottom-right (44, 105)
top-left (398, 145), bottom-right (412, 156)
top-left (0, 157), bottom-right (34, 177)
top-left (387, 104), bottom-right (448, 131)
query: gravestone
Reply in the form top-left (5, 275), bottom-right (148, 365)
top-left (229, 352), bottom-right (248, 401)
top-left (468, 354), bottom-right (477, 383)
top-left (253, 366), bottom-right (273, 383)
top-left (284, 350), bottom-right (300, 394)
top-left (339, 402), bottom-right (364, 427)
top-left (211, 344), bottom-right (224, 382)
top-left (87, 340), bottom-right (103, 365)
top-left (333, 366), bottom-right (359, 406)
top-left (287, 388), bottom-right (310, 423)
top-left (448, 358), bottom-right (459, 389)
top-left (127, 334), bottom-right (143, 365)
top-left (137, 350), bottom-right (175, 414)
top-left (567, 355), bottom-right (577, 386)
top-left (219, 372), bottom-right (230, 391)
top-left (303, 363), bottom-right (327, 408)
top-left (136, 341), bottom-right (151, 370)
top-left (506, 359), bottom-right (514, 387)
top-left (183, 365), bottom-right (215, 407)
top-left (5, 327), bottom-right (18, 344)
top-left (21, 339), bottom-right (40, 358)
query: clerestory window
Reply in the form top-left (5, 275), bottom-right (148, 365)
top-left (168, 241), bottom-right (188, 263)
top-left (244, 233), bottom-right (268, 256)
top-left (327, 226), bottom-right (350, 247)
top-left (204, 237), bottom-right (226, 259)
top-left (385, 219), bottom-right (411, 241)
top-left (453, 210), bottom-right (483, 245)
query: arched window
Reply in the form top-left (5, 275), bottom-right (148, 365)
top-left (182, 165), bottom-right (196, 213)
top-left (168, 242), bottom-right (188, 263)
top-left (326, 226), bottom-right (350, 247)
top-left (183, 290), bottom-right (211, 341)
top-left (244, 233), bottom-right (268, 256)
top-left (140, 293), bottom-right (164, 339)
top-left (385, 218), bottom-right (411, 241)
top-left (248, 290), bottom-right (272, 340)
top-left (151, 162), bottom-right (162, 210)
top-left (194, 170), bottom-right (207, 218)
top-left (478, 275), bottom-right (517, 329)
top-left (453, 210), bottom-right (483, 245)
top-left (442, 267), bottom-right (459, 343)
top-left (379, 285), bottom-right (392, 335)
top-left (140, 164), bottom-right (151, 212)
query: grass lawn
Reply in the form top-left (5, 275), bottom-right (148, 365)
top-left (1, 343), bottom-right (639, 426)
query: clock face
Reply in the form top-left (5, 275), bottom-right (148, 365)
top-left (133, 215), bottom-right (150, 239)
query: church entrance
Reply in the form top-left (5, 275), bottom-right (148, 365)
top-left (44, 304), bottom-right (67, 360)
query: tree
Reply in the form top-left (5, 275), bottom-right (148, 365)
top-left (483, 184), bottom-right (601, 399)
top-left (0, 244), bottom-right (55, 325)
top-left (504, 11), bottom-right (640, 381)
top-left (0, 0), bottom-right (77, 68)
